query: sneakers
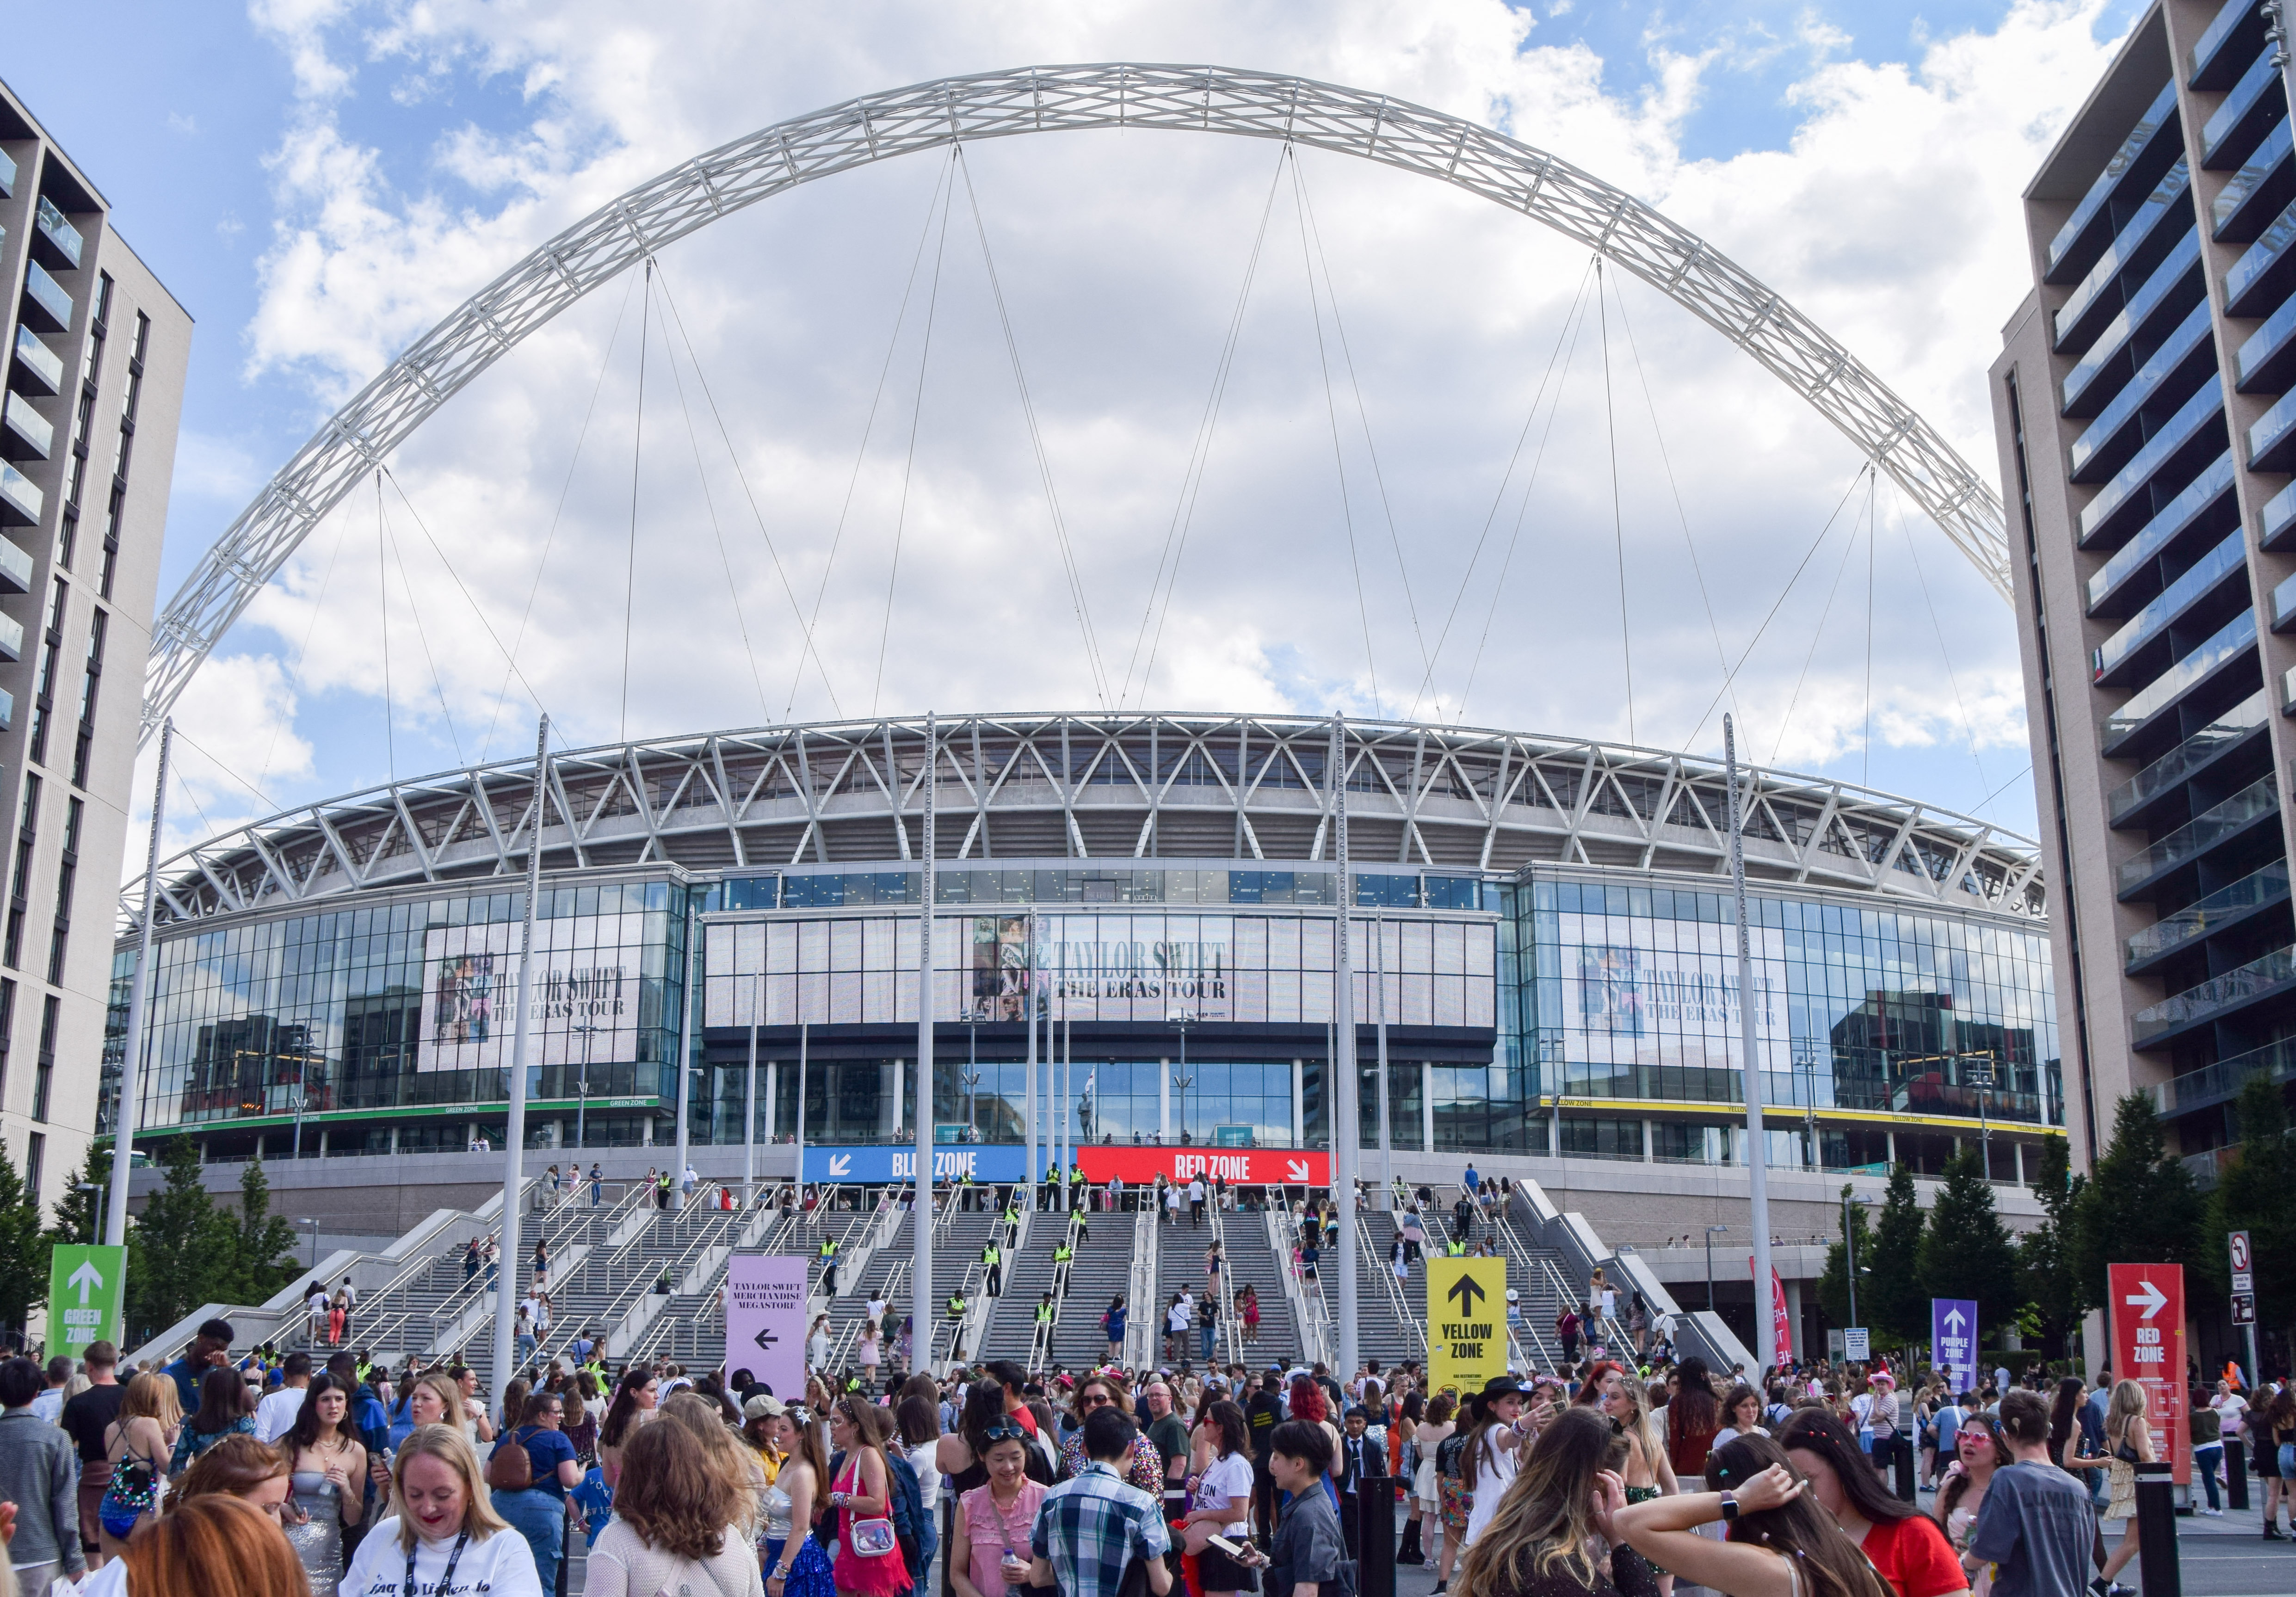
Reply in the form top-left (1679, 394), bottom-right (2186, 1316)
top-left (1432, 1584), bottom-right (1448, 1594)
top-left (2198, 1506), bottom-right (2224, 1516)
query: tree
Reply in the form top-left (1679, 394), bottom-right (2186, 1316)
top-left (1863, 1164), bottom-right (1930, 1350)
top-left (2017, 1134), bottom-right (2087, 1358)
top-left (124, 1137), bottom-right (235, 1343)
top-left (2069, 1093), bottom-right (2206, 1308)
top-left (0, 1146), bottom-right (45, 1334)
top-left (43, 1141), bottom-right (111, 1252)
top-left (2205, 1075), bottom-right (2296, 1353)
top-left (225, 1159), bottom-right (302, 1306)
top-left (1918, 1149), bottom-right (2024, 1342)
top-left (1816, 1184), bottom-right (1872, 1330)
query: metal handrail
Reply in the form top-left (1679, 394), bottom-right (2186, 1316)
top-left (626, 1196), bottom-right (795, 1364)
top-left (1358, 1213), bottom-right (1429, 1363)
top-left (1207, 1199), bottom-right (1244, 1369)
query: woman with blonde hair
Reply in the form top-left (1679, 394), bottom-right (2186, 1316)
top-left (1598, 1363), bottom-right (1681, 1591)
top-left (2097, 1380), bottom-right (2154, 1590)
top-left (121, 1494), bottom-right (309, 1597)
top-left (1453, 1406), bottom-right (1645, 1597)
top-left (97, 1371), bottom-right (182, 1560)
top-left (341, 1423), bottom-right (542, 1596)
top-left (586, 1416), bottom-right (765, 1597)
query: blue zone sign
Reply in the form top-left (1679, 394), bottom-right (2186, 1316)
top-left (803, 1144), bottom-right (1030, 1184)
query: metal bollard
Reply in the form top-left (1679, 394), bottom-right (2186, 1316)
top-left (2227, 1437), bottom-right (2250, 1512)
top-left (1357, 1474), bottom-right (1398, 1597)
top-left (1892, 1434), bottom-right (1917, 1502)
top-left (2135, 1461), bottom-right (2181, 1597)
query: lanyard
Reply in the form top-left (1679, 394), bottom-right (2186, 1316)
top-left (407, 1529), bottom-right (470, 1597)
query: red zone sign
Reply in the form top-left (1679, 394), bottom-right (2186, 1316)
top-left (1074, 1147), bottom-right (1331, 1187)
top-left (2107, 1263), bottom-right (2188, 1486)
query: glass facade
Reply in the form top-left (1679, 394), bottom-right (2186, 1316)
top-left (104, 856), bottom-right (2054, 1175)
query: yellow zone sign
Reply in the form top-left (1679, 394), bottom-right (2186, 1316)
top-left (1426, 1256), bottom-right (1507, 1396)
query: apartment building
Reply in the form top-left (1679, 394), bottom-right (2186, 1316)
top-left (0, 80), bottom-right (189, 1213)
top-left (1991, 0), bottom-right (2295, 1177)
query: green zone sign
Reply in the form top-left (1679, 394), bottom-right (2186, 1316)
top-left (47, 1245), bottom-right (124, 1358)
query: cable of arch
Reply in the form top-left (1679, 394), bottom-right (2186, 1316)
top-left (142, 66), bottom-right (2011, 741)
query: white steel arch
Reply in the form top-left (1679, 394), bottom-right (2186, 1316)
top-left (140, 63), bottom-right (2014, 739)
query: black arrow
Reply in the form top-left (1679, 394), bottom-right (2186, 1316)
top-left (754, 1327), bottom-right (781, 1351)
top-left (1446, 1273), bottom-right (1487, 1316)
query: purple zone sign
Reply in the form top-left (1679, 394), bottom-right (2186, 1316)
top-left (726, 1254), bottom-right (809, 1398)
top-left (1931, 1298), bottom-right (1978, 1394)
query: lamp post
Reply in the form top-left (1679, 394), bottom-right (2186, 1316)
top-left (289, 1085), bottom-right (309, 1161)
top-left (571, 1022), bottom-right (603, 1150)
top-left (1793, 1038), bottom-right (1823, 1170)
top-left (297, 1217), bottom-right (319, 1270)
top-left (1843, 1191), bottom-right (1872, 1329)
top-left (962, 1070), bottom-right (983, 1140)
top-left (1705, 1224), bottom-right (1728, 1311)
top-left (1963, 1053), bottom-right (1997, 1178)
top-left (76, 1182), bottom-right (101, 1246)
top-left (1169, 1009), bottom-right (1196, 1145)
top-left (1537, 1029), bottom-right (1565, 1157)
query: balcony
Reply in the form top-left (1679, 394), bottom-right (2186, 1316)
top-left (2204, 50), bottom-right (2288, 169)
top-left (2126, 860), bottom-right (2290, 971)
top-left (0, 147), bottom-right (13, 199)
top-left (2068, 300), bottom-right (2215, 481)
top-left (2088, 451), bottom-right (2235, 614)
top-left (2217, 117), bottom-right (2294, 240)
top-left (2132, 943), bottom-right (2296, 1047)
top-left (0, 462), bottom-right (40, 528)
top-left (2192, 0), bottom-right (2267, 90)
top-left (2061, 232), bottom-right (2203, 417)
top-left (30, 198), bottom-right (81, 271)
top-left (0, 393), bottom-right (51, 463)
top-left (0, 536), bottom-right (32, 596)
top-left (2048, 80), bottom-right (2182, 283)
top-left (2118, 771), bottom-right (2280, 897)
top-left (2253, 387), bottom-right (2296, 471)
top-left (2227, 196), bottom-right (2296, 315)
top-left (2076, 376), bottom-right (2227, 548)
top-left (2108, 689), bottom-right (2268, 827)
top-left (2237, 289), bottom-right (2296, 395)
top-left (0, 610), bottom-right (26, 666)
top-left (2104, 609), bottom-right (2258, 755)
top-left (17, 262), bottom-right (71, 335)
top-left (2055, 160), bottom-right (2193, 353)
top-left (7, 329), bottom-right (61, 399)
top-left (2152, 1034), bottom-right (2296, 1117)
top-left (2092, 530), bottom-right (2247, 687)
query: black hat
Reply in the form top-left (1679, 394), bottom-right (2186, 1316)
top-left (1479, 1375), bottom-right (1530, 1400)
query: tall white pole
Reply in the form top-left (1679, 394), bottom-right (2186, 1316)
top-left (492, 715), bottom-right (549, 1418)
top-left (1375, 907), bottom-right (1392, 1200)
top-left (1025, 913), bottom-right (1037, 1203)
top-left (673, 898), bottom-right (696, 1208)
top-left (1331, 716), bottom-right (1358, 1378)
top-left (106, 719), bottom-right (173, 1249)
top-left (796, 1022), bottom-right (808, 1189)
top-left (745, 991), bottom-right (759, 1203)
top-left (913, 713), bottom-right (937, 1362)
top-left (1726, 715), bottom-right (1778, 1375)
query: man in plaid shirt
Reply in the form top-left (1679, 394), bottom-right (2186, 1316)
top-left (1030, 1407), bottom-right (1175, 1597)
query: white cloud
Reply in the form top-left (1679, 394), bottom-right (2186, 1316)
top-left (160, 0), bottom-right (2124, 867)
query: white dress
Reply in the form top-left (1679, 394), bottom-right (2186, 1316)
top-left (1461, 1435), bottom-right (1518, 1547)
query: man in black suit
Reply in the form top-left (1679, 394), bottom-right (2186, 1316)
top-left (1333, 1406), bottom-right (1384, 1558)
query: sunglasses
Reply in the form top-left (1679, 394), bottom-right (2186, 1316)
top-left (1080, 1393), bottom-right (1115, 1409)
top-left (981, 1422), bottom-right (1029, 1444)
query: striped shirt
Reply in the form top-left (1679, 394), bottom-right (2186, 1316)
top-left (1031, 1461), bottom-right (1171, 1597)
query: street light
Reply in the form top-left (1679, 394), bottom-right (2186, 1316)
top-left (75, 1182), bottom-right (102, 1246)
top-left (962, 1071), bottom-right (983, 1141)
top-left (1168, 1010), bottom-right (1196, 1145)
top-left (1843, 1192), bottom-right (1873, 1328)
top-left (1537, 1029), bottom-right (1565, 1157)
top-left (1705, 1224), bottom-right (1729, 1311)
top-left (571, 1023), bottom-right (604, 1150)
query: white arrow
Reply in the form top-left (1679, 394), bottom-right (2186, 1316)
top-left (2124, 1278), bottom-right (2168, 1320)
top-left (1286, 1160), bottom-right (1310, 1182)
top-left (1943, 1308), bottom-right (1967, 1334)
top-left (827, 1154), bottom-right (852, 1178)
top-left (67, 1260), bottom-right (102, 1307)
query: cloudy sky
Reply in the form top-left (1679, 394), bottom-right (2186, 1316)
top-left (11, 0), bottom-right (2148, 870)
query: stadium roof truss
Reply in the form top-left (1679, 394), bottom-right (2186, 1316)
top-left (139, 63), bottom-right (2012, 740)
top-left (126, 713), bottom-right (2044, 931)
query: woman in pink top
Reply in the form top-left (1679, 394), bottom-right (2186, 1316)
top-left (950, 1422), bottom-right (1047, 1597)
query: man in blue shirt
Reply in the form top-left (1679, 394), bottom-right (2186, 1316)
top-left (162, 1318), bottom-right (234, 1416)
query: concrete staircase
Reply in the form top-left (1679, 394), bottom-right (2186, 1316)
top-left (1212, 1202), bottom-right (1299, 1367)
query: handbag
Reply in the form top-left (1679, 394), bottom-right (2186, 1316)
top-left (838, 1457), bottom-right (898, 1558)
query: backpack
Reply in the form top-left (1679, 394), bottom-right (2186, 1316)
top-left (486, 1429), bottom-right (535, 1492)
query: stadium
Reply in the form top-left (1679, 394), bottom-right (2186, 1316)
top-left (106, 709), bottom-right (2062, 1214)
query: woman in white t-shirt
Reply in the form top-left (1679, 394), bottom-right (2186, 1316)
top-left (342, 1425), bottom-right (542, 1597)
top-left (1178, 1402), bottom-right (1257, 1597)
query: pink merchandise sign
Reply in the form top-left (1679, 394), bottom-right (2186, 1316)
top-left (725, 1254), bottom-right (809, 1399)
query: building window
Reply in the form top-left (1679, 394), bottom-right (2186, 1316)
top-left (24, 1132), bottom-right (43, 1205)
top-left (47, 798), bottom-right (78, 985)
top-left (34, 994), bottom-right (59, 1122)
top-left (0, 980), bottom-right (15, 1104)
top-left (28, 581), bottom-right (65, 770)
top-left (5, 777), bottom-right (38, 972)
top-left (71, 611), bottom-right (105, 789)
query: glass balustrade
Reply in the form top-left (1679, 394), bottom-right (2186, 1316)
top-left (2102, 610), bottom-right (2256, 752)
top-left (2117, 771), bottom-right (2279, 894)
top-left (9, 328), bottom-right (61, 395)
top-left (2125, 859), bottom-right (2289, 966)
top-left (2057, 160), bottom-right (2192, 345)
top-left (2088, 451), bottom-right (2234, 611)
top-left (2078, 376), bottom-right (2226, 545)
top-left (2153, 1035), bottom-right (2296, 1115)
top-left (31, 198), bottom-right (80, 269)
top-left (2132, 943), bottom-right (2296, 1043)
top-left (2061, 233), bottom-right (2203, 413)
top-left (2092, 530), bottom-right (2245, 682)
top-left (2108, 690), bottom-right (2266, 823)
